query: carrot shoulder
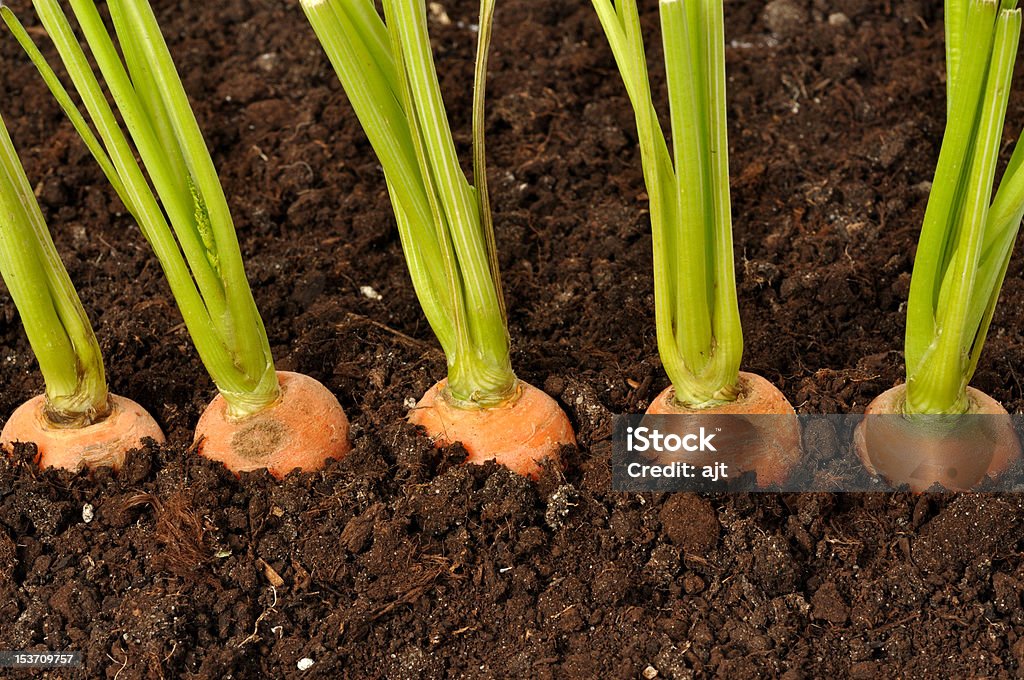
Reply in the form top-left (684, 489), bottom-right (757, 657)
top-left (410, 379), bottom-right (574, 479)
top-left (3, 394), bottom-right (164, 472)
top-left (646, 371), bottom-right (801, 486)
top-left (195, 371), bottom-right (350, 478)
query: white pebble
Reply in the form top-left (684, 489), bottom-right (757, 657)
top-left (828, 13), bottom-right (851, 27)
top-left (428, 2), bottom-right (451, 25)
top-left (256, 52), bottom-right (278, 72)
top-left (82, 504), bottom-right (95, 523)
top-left (360, 285), bottom-right (383, 301)
top-left (297, 658), bottom-right (315, 671)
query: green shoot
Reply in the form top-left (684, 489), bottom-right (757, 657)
top-left (590, 0), bottom-right (743, 408)
top-left (3, 0), bottom-right (279, 418)
top-left (0, 110), bottom-right (108, 426)
top-left (302, 0), bottom-right (516, 407)
top-left (905, 0), bottom-right (1024, 414)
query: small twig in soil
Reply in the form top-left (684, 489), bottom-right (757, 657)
top-left (870, 611), bottom-right (921, 636)
top-left (338, 313), bottom-right (440, 354)
top-left (551, 604), bottom-right (576, 620)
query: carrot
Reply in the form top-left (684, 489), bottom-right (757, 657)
top-left (194, 371), bottom-right (349, 478)
top-left (0, 105), bottom-right (162, 472)
top-left (646, 372), bottom-right (800, 485)
top-left (854, 385), bottom-right (1020, 492)
top-left (303, 0), bottom-right (574, 478)
top-left (409, 379), bottom-right (574, 479)
top-left (3, 394), bottom-right (164, 472)
top-left (854, 1), bottom-right (1024, 489)
top-left (592, 0), bottom-right (803, 485)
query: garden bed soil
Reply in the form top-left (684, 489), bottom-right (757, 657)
top-left (3, 0), bottom-right (1024, 677)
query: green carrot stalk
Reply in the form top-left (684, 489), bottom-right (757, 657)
top-left (905, 0), bottom-right (1024, 414)
top-left (2, 0), bottom-right (279, 418)
top-left (591, 0), bottom-right (743, 407)
top-left (301, 0), bottom-right (516, 407)
top-left (0, 110), bottom-right (108, 426)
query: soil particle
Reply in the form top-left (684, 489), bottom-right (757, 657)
top-left (763, 0), bottom-right (810, 38)
top-left (751, 533), bottom-right (799, 595)
top-left (811, 580), bottom-right (851, 624)
top-left (659, 494), bottom-right (719, 554)
top-left (0, 528), bottom-right (15, 587)
top-left (544, 484), bottom-right (580, 530)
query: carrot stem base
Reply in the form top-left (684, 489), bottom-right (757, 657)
top-left (645, 371), bottom-right (801, 486)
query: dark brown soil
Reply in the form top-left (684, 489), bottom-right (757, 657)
top-left (2, 0), bottom-right (1024, 677)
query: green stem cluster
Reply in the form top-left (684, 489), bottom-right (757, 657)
top-left (905, 0), bottom-right (1024, 415)
top-left (591, 0), bottom-right (743, 408)
top-left (302, 0), bottom-right (516, 408)
top-left (0, 111), bottom-right (108, 426)
top-left (3, 0), bottom-right (279, 418)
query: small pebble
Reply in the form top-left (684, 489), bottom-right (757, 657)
top-left (297, 657), bottom-right (315, 671)
top-left (255, 53), bottom-right (278, 72)
top-left (360, 285), bottom-right (383, 301)
top-left (643, 666), bottom-right (659, 679)
top-left (82, 504), bottom-right (95, 524)
top-left (828, 12), bottom-right (851, 27)
top-left (428, 2), bottom-right (451, 25)
top-left (763, 0), bottom-right (808, 38)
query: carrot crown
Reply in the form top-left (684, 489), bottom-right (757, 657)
top-left (591, 0), bottom-right (743, 408)
top-left (2, 0), bottom-right (279, 419)
top-left (904, 0), bottom-right (1024, 415)
top-left (302, 0), bottom-right (517, 408)
top-left (0, 110), bottom-right (109, 426)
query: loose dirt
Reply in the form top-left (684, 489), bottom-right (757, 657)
top-left (2, 0), bottom-right (1024, 677)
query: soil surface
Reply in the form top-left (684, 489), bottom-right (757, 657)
top-left (2, 0), bottom-right (1024, 677)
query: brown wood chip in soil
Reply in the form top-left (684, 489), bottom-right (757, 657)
top-left (3, 0), bottom-right (1024, 677)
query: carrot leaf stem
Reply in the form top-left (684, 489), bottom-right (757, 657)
top-left (0, 110), bottom-right (109, 425)
top-left (592, 0), bottom-right (743, 407)
top-left (905, 0), bottom-right (1024, 414)
top-left (303, 0), bottom-right (516, 407)
top-left (3, 0), bottom-right (279, 418)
